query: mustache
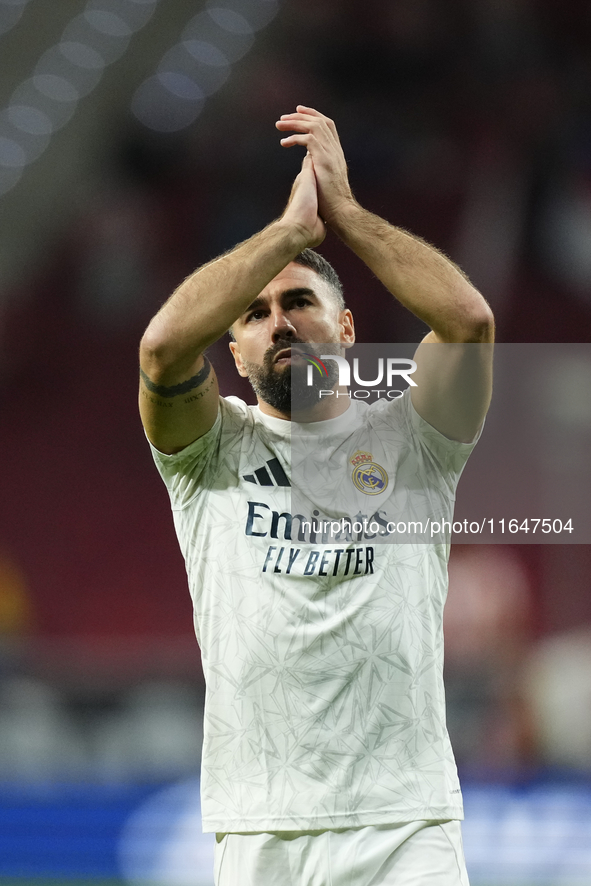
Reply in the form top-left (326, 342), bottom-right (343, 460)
top-left (263, 338), bottom-right (306, 366)
top-left (264, 339), bottom-right (333, 366)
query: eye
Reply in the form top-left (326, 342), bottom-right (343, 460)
top-left (245, 309), bottom-right (266, 322)
top-left (293, 297), bottom-right (311, 308)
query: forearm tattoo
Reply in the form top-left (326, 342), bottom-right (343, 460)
top-left (140, 356), bottom-right (212, 398)
top-left (183, 376), bottom-right (215, 404)
top-left (141, 390), bottom-right (173, 408)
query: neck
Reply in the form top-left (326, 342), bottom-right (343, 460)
top-left (257, 385), bottom-right (352, 422)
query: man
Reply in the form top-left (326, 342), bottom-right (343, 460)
top-left (139, 106), bottom-right (494, 885)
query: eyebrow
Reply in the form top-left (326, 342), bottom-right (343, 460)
top-left (240, 287), bottom-right (317, 318)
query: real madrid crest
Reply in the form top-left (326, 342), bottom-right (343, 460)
top-left (350, 450), bottom-right (388, 495)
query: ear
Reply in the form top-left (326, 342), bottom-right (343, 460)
top-left (339, 309), bottom-right (355, 346)
top-left (229, 340), bottom-right (249, 377)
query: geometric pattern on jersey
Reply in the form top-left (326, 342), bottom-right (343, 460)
top-left (148, 391), bottom-right (479, 833)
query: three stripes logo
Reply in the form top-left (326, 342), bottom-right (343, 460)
top-left (243, 457), bottom-right (291, 488)
top-left (242, 354), bottom-right (328, 488)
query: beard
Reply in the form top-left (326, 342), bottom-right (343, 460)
top-left (243, 339), bottom-right (341, 415)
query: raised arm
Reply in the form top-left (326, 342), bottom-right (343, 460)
top-left (139, 153), bottom-right (325, 454)
top-left (277, 107), bottom-right (495, 443)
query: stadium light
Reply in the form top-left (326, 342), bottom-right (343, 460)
top-left (0, 0), bottom-right (32, 39)
top-left (131, 0), bottom-right (280, 133)
top-left (0, 0), bottom-right (160, 197)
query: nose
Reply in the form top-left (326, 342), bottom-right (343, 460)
top-left (271, 307), bottom-right (296, 343)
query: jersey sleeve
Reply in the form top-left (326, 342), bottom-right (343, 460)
top-left (408, 389), bottom-right (482, 493)
top-left (146, 406), bottom-right (222, 511)
top-left (391, 389), bottom-right (483, 497)
top-left (146, 396), bottom-right (249, 510)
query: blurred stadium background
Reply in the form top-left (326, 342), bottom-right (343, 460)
top-left (0, 0), bottom-right (590, 883)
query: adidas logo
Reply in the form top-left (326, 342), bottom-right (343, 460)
top-left (243, 457), bottom-right (291, 488)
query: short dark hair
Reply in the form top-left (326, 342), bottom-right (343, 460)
top-left (293, 248), bottom-right (345, 310)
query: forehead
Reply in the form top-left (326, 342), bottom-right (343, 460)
top-left (258, 262), bottom-right (331, 301)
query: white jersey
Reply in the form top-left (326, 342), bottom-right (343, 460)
top-left (148, 391), bottom-right (478, 833)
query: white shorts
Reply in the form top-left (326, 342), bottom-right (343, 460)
top-left (214, 819), bottom-right (470, 886)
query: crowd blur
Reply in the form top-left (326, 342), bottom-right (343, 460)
top-left (0, 0), bottom-right (590, 789)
